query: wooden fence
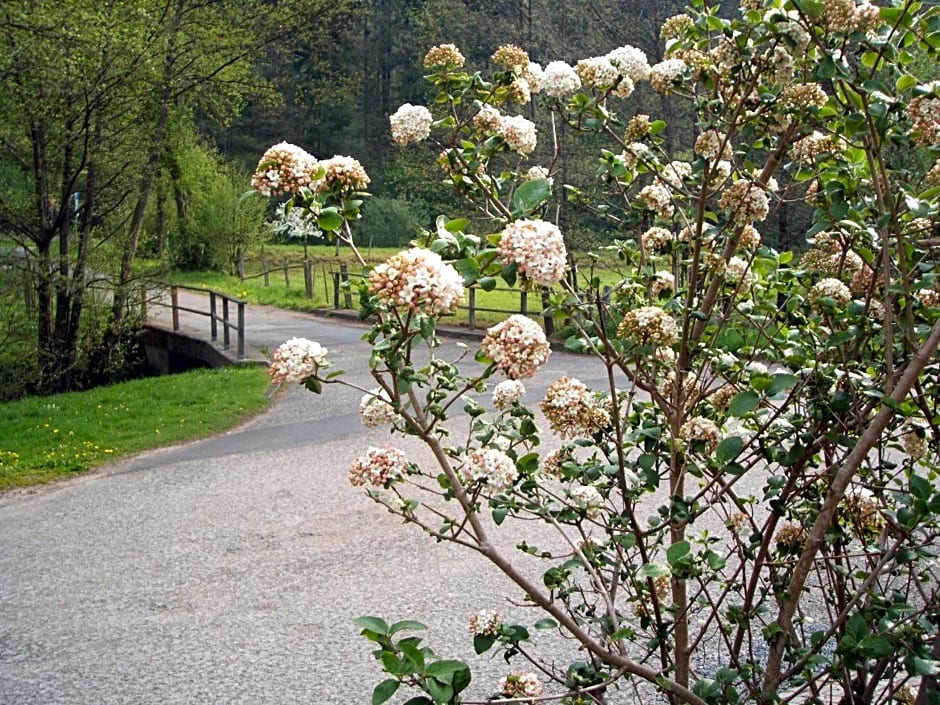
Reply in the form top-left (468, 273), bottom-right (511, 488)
top-left (148, 285), bottom-right (246, 360)
top-left (235, 254), bottom-right (558, 334)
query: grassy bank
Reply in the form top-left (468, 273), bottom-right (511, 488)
top-left (0, 365), bottom-right (273, 491)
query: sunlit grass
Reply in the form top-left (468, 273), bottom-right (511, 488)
top-left (0, 365), bottom-right (272, 491)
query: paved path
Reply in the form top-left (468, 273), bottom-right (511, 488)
top-left (0, 299), bottom-right (619, 704)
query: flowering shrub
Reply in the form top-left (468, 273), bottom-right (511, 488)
top-left (259, 2), bottom-right (940, 703)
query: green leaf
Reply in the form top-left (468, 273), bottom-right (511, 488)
top-left (478, 276), bottom-right (497, 292)
top-left (666, 540), bottom-right (691, 568)
top-left (907, 656), bottom-right (940, 677)
top-left (426, 659), bottom-right (470, 678)
top-left (317, 207), bottom-right (343, 232)
top-left (896, 74), bottom-right (917, 92)
top-left (372, 679), bottom-right (400, 705)
top-left (402, 698), bottom-right (434, 705)
top-left (444, 217), bottom-right (470, 232)
top-left (535, 618), bottom-right (558, 630)
top-left (859, 635), bottom-right (894, 659)
top-left (453, 258), bottom-right (480, 282)
top-left (638, 562), bottom-right (671, 578)
top-left (729, 390), bottom-right (760, 417)
top-left (716, 436), bottom-right (744, 464)
top-left (390, 620), bottom-right (427, 635)
top-left (910, 475), bottom-right (931, 501)
top-left (473, 633), bottom-right (496, 654)
top-left (715, 328), bottom-right (745, 352)
top-left (492, 506), bottom-right (508, 525)
top-left (399, 641), bottom-right (426, 670)
top-left (817, 55), bottom-right (837, 78)
top-left (766, 373), bottom-right (798, 397)
top-left (512, 179), bottom-right (552, 215)
top-left (355, 616), bottom-right (390, 635)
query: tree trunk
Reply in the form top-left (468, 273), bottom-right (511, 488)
top-left (112, 1), bottom-right (183, 325)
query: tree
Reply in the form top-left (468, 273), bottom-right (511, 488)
top-left (262, 0), bottom-right (940, 703)
top-left (0, 0), bottom-right (359, 393)
top-left (0, 1), bottom-right (157, 392)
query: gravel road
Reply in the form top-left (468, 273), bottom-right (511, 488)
top-left (0, 304), bottom-right (618, 704)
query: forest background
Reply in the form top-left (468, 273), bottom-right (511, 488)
top-left (0, 0), bottom-right (895, 397)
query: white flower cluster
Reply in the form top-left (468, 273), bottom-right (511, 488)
top-left (497, 218), bottom-right (568, 287)
top-left (694, 130), bottom-right (732, 161)
top-left (468, 609), bottom-right (502, 636)
top-left (424, 43), bottom-right (465, 69)
top-left (651, 270), bottom-right (676, 297)
top-left (637, 183), bottom-right (675, 219)
top-left (724, 256), bottom-right (754, 291)
top-left (389, 103), bottom-right (433, 146)
top-left (458, 448), bottom-right (517, 492)
top-left (659, 160), bottom-right (692, 189)
top-left (908, 96), bottom-right (940, 146)
top-left (269, 337), bottom-right (329, 384)
top-left (473, 104), bottom-right (502, 132)
top-left (349, 445), bottom-right (410, 487)
top-left (523, 165), bottom-right (553, 186)
top-left (316, 155), bottom-right (370, 193)
top-left (519, 63), bottom-right (542, 91)
top-left (575, 56), bottom-right (620, 90)
top-left (493, 379), bottom-right (526, 410)
top-left (251, 142), bottom-right (319, 197)
top-left (540, 376), bottom-right (610, 439)
top-left (359, 388), bottom-right (398, 428)
top-left (618, 306), bottom-right (679, 347)
top-left (607, 44), bottom-right (652, 82)
top-left (496, 114), bottom-right (538, 155)
top-left (779, 83), bottom-right (829, 111)
top-left (737, 225), bottom-right (762, 252)
top-left (500, 670), bottom-right (544, 699)
top-left (569, 483), bottom-right (605, 517)
top-left (719, 179), bottom-right (770, 226)
top-left (767, 13), bottom-right (810, 52)
top-left (649, 58), bottom-right (687, 92)
top-left (844, 486), bottom-right (884, 538)
top-left (368, 248), bottom-right (465, 316)
top-left (680, 416), bottom-right (722, 454)
top-left (642, 226), bottom-right (675, 252)
top-left (901, 423), bottom-right (927, 460)
top-left (809, 277), bottom-right (852, 307)
top-left (542, 60), bottom-right (581, 98)
top-left (481, 314), bottom-right (551, 380)
top-left (541, 447), bottom-right (572, 476)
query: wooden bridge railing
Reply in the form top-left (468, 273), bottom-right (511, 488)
top-left (148, 285), bottom-right (246, 360)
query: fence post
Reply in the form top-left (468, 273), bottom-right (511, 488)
top-left (541, 288), bottom-right (554, 337)
top-left (283, 258), bottom-right (290, 288)
top-left (171, 286), bottom-right (180, 331)
top-left (520, 289), bottom-right (528, 316)
top-left (304, 259), bottom-right (313, 299)
top-left (340, 263), bottom-right (353, 309)
top-left (209, 291), bottom-right (218, 341)
top-left (237, 252), bottom-right (245, 280)
top-left (468, 287), bottom-right (476, 330)
top-left (237, 302), bottom-right (245, 360)
top-left (262, 253), bottom-right (269, 287)
top-left (333, 271), bottom-right (340, 309)
top-left (222, 297), bottom-right (231, 349)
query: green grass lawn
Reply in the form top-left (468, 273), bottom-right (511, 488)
top-left (0, 365), bottom-right (273, 491)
